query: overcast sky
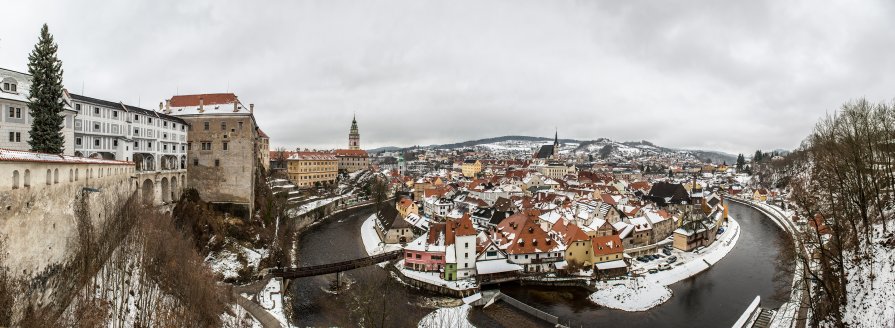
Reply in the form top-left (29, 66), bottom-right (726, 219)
top-left (2, 1), bottom-right (893, 154)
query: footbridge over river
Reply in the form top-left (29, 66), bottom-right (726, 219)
top-left (265, 250), bottom-right (403, 279)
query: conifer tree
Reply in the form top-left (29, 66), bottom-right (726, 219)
top-left (27, 24), bottom-right (66, 154)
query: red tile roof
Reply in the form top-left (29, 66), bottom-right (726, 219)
top-left (169, 93), bottom-right (238, 107)
top-left (334, 149), bottom-right (369, 157)
top-left (592, 235), bottom-right (624, 256)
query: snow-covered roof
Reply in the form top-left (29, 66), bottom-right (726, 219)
top-left (595, 259), bottom-right (627, 270)
top-left (476, 260), bottom-right (522, 274)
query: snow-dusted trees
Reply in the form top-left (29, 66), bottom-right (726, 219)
top-left (784, 98), bottom-right (895, 327)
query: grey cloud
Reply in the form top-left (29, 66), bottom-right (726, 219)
top-left (1, 0), bottom-right (893, 154)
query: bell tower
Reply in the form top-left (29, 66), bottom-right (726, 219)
top-left (349, 115), bottom-right (360, 150)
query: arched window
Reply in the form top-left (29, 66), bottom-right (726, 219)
top-left (54, 169), bottom-right (59, 184)
top-left (69, 169), bottom-right (73, 182)
top-left (46, 169), bottom-right (52, 185)
top-left (12, 170), bottom-right (19, 189)
top-left (24, 169), bottom-right (31, 188)
top-left (75, 168), bottom-right (79, 181)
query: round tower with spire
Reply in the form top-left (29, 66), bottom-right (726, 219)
top-left (349, 115), bottom-right (360, 150)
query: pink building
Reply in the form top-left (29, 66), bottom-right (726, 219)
top-left (403, 223), bottom-right (449, 272)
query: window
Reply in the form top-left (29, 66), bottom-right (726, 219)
top-left (222, 142), bottom-right (228, 150)
top-left (75, 104), bottom-right (81, 111)
top-left (94, 107), bottom-right (100, 114)
top-left (8, 132), bottom-right (20, 142)
top-left (214, 159), bottom-right (220, 167)
top-left (193, 158), bottom-right (199, 166)
top-left (187, 142), bottom-right (191, 150)
top-left (113, 140), bottom-right (118, 147)
top-left (112, 111), bottom-right (118, 118)
top-left (94, 123), bottom-right (100, 131)
top-left (94, 139), bottom-right (100, 147)
top-left (133, 141), bottom-right (139, 149)
top-left (221, 122), bottom-right (227, 130)
top-left (238, 121), bottom-right (244, 130)
top-left (8, 107), bottom-right (21, 118)
top-left (163, 144), bottom-right (167, 151)
top-left (147, 118), bottom-right (152, 124)
top-left (76, 137), bottom-right (82, 146)
top-left (147, 142), bottom-right (152, 149)
top-left (134, 114), bottom-right (139, 121)
top-left (203, 122), bottom-right (209, 130)
top-left (134, 128), bottom-right (139, 135)
top-left (163, 121), bottom-right (168, 127)
top-left (201, 142), bottom-right (211, 150)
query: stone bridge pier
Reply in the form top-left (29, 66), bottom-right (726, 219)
top-left (134, 169), bottom-right (187, 205)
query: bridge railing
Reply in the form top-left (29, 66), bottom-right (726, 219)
top-left (266, 250), bottom-right (403, 279)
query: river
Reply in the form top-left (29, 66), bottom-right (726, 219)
top-left (289, 201), bottom-right (795, 327)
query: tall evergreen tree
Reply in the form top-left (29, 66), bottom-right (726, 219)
top-left (27, 24), bottom-right (66, 154)
top-left (753, 150), bottom-right (763, 162)
top-left (736, 153), bottom-right (746, 171)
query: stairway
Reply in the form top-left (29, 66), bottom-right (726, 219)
top-left (752, 308), bottom-right (775, 328)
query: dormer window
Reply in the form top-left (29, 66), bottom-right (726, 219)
top-left (1, 79), bottom-right (17, 93)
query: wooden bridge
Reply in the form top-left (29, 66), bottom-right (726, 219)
top-left (266, 250), bottom-right (403, 279)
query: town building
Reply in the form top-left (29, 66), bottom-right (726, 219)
top-left (1, 68), bottom-right (77, 155)
top-left (168, 93), bottom-right (260, 218)
top-left (286, 151), bottom-right (338, 188)
top-left (461, 159), bottom-right (482, 177)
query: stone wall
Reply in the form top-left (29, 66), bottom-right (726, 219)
top-left (182, 114), bottom-right (256, 217)
top-left (0, 160), bottom-right (134, 278)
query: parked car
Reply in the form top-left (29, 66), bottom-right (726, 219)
top-left (667, 256), bottom-right (678, 263)
top-left (662, 248), bottom-right (672, 256)
top-left (648, 268), bottom-right (659, 274)
top-left (637, 256), bottom-right (648, 263)
top-left (658, 263), bottom-right (671, 271)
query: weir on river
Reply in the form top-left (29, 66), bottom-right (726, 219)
top-left (288, 202), bottom-right (795, 328)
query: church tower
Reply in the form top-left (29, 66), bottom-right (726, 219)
top-left (552, 129), bottom-right (559, 158)
top-left (349, 115), bottom-right (360, 150)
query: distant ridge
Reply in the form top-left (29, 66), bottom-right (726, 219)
top-left (368, 135), bottom-right (738, 164)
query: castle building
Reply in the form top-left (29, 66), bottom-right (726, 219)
top-left (349, 115), bottom-right (360, 150)
top-left (167, 93), bottom-right (261, 218)
top-left (70, 93), bottom-right (189, 204)
top-left (335, 115), bottom-right (369, 173)
top-left (1, 67), bottom-right (77, 155)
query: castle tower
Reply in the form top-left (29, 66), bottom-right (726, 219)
top-left (349, 115), bottom-right (360, 150)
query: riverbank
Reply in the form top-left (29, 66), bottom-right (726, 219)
top-left (360, 213), bottom-right (403, 256)
top-left (589, 217), bottom-right (741, 311)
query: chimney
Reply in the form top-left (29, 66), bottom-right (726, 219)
top-left (164, 99), bottom-right (171, 114)
top-left (198, 97), bottom-right (205, 113)
top-left (250, 103), bottom-right (254, 113)
top-left (233, 101), bottom-right (239, 112)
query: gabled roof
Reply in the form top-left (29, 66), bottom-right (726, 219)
top-left (169, 93), bottom-right (238, 107)
top-left (592, 235), bottom-right (624, 256)
top-left (534, 145), bottom-right (555, 159)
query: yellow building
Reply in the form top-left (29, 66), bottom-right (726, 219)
top-left (461, 159), bottom-right (482, 177)
top-left (287, 151), bottom-right (338, 188)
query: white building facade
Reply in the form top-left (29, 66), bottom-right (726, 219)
top-left (1, 68), bottom-right (77, 155)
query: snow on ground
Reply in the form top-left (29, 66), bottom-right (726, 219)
top-left (205, 244), bottom-right (268, 280)
top-left (395, 260), bottom-right (477, 291)
top-left (288, 195), bottom-right (343, 215)
top-left (839, 223), bottom-right (895, 327)
top-left (589, 217), bottom-right (741, 311)
top-left (361, 213), bottom-right (402, 256)
top-left (417, 304), bottom-right (475, 328)
top-left (589, 279), bottom-right (672, 312)
top-left (257, 278), bottom-right (293, 327)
